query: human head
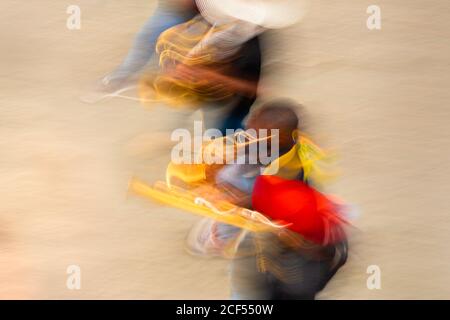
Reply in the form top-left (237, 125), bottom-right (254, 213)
top-left (245, 99), bottom-right (301, 155)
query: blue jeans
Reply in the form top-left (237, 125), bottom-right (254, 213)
top-left (230, 233), bottom-right (348, 300)
top-left (110, 5), bottom-right (196, 80)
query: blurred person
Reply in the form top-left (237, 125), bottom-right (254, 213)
top-left (186, 99), bottom-right (335, 253)
top-left (83, 0), bottom-right (198, 101)
top-left (185, 101), bottom-right (301, 256)
top-left (85, 0), bottom-right (308, 132)
top-left (184, 99), bottom-right (348, 299)
top-left (128, 98), bottom-right (347, 299)
top-left (139, 0), bottom-right (309, 133)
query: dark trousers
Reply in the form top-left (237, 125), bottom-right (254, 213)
top-left (230, 234), bottom-right (348, 300)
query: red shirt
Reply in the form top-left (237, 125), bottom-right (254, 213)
top-left (252, 175), bottom-right (347, 245)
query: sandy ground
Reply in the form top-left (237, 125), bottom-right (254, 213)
top-left (0, 0), bottom-right (449, 299)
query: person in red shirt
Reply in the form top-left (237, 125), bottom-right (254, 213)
top-left (227, 101), bottom-right (349, 300)
top-left (183, 99), bottom-right (349, 299)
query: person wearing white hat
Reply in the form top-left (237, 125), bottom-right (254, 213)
top-left (169, 0), bottom-right (309, 131)
top-left (174, 0), bottom-right (309, 68)
top-left (196, 0), bottom-right (308, 29)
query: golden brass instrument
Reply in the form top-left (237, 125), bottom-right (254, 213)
top-left (139, 16), bottom-right (236, 108)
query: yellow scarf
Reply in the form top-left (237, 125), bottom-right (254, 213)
top-left (263, 136), bottom-right (338, 186)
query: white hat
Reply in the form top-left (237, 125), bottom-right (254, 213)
top-left (195, 0), bottom-right (309, 29)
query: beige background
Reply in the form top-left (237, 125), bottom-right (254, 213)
top-left (0, 0), bottom-right (449, 299)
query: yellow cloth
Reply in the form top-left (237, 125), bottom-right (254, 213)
top-left (263, 136), bottom-right (337, 186)
top-left (139, 16), bottom-right (235, 108)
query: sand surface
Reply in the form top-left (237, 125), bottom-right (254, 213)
top-left (1, 0), bottom-right (449, 299)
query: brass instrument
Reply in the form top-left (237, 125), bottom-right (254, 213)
top-left (139, 16), bottom-right (237, 108)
